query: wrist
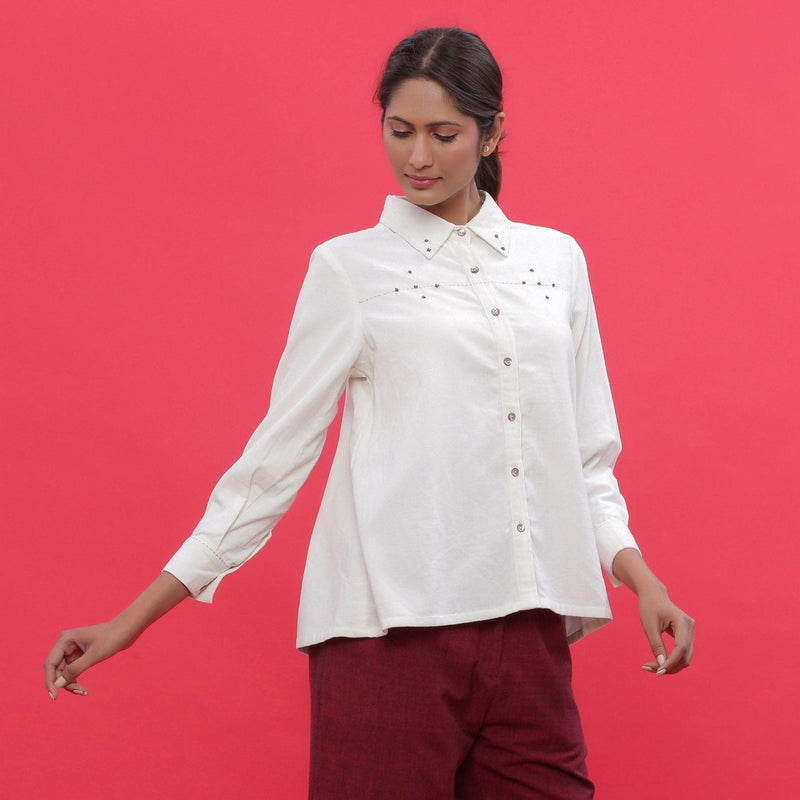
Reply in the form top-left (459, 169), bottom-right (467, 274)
top-left (612, 548), bottom-right (667, 597)
top-left (635, 576), bottom-right (669, 600)
top-left (109, 610), bottom-right (146, 649)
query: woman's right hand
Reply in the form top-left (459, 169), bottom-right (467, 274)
top-left (44, 571), bottom-right (192, 699)
top-left (44, 619), bottom-right (137, 699)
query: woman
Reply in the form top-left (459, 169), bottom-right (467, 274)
top-left (45, 28), bottom-right (694, 799)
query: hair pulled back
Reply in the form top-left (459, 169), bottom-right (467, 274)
top-left (376, 28), bottom-right (505, 200)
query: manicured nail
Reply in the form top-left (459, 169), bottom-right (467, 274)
top-left (49, 690), bottom-right (57, 700)
top-left (657, 654), bottom-right (666, 667)
top-left (54, 676), bottom-right (67, 689)
top-left (642, 665), bottom-right (655, 672)
top-left (71, 688), bottom-right (88, 696)
top-left (656, 667), bottom-right (667, 676)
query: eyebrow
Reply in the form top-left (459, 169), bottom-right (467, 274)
top-left (386, 115), bottom-right (463, 128)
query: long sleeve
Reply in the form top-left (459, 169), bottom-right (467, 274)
top-left (569, 237), bottom-right (639, 586)
top-left (163, 247), bottom-right (364, 601)
top-left (164, 196), bottom-right (645, 647)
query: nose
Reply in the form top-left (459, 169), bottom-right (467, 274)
top-left (409, 135), bottom-right (433, 170)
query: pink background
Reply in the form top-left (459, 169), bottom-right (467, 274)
top-left (3, 2), bottom-right (798, 797)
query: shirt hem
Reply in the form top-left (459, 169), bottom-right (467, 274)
top-left (297, 599), bottom-right (612, 651)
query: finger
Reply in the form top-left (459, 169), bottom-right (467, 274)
top-left (640, 620), bottom-right (668, 673)
top-left (641, 653), bottom-right (668, 675)
top-left (54, 676), bottom-right (89, 696)
top-left (48, 636), bottom-right (100, 697)
top-left (54, 650), bottom-right (95, 689)
top-left (661, 616), bottom-right (695, 674)
top-left (44, 661), bottom-right (60, 699)
top-left (44, 638), bottom-right (73, 699)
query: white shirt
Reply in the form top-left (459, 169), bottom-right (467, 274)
top-left (164, 194), bottom-right (639, 647)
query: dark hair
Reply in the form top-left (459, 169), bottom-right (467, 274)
top-left (376, 28), bottom-right (505, 200)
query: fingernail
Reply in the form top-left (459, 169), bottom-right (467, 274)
top-left (54, 676), bottom-right (67, 689)
top-left (49, 690), bottom-right (57, 701)
top-left (641, 665), bottom-right (655, 672)
top-left (71, 688), bottom-right (88, 696)
top-left (656, 668), bottom-right (667, 676)
top-left (657, 654), bottom-right (666, 667)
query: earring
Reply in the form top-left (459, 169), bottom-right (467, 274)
top-left (483, 145), bottom-right (491, 154)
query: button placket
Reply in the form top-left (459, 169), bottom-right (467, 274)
top-left (455, 237), bottom-right (534, 574)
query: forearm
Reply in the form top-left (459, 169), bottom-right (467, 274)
top-left (113, 571), bottom-right (191, 645)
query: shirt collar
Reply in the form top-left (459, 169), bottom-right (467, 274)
top-left (379, 193), bottom-right (512, 260)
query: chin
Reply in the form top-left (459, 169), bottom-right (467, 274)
top-left (404, 188), bottom-right (444, 206)
top-left (407, 195), bottom-right (439, 206)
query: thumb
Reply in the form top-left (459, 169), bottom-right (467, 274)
top-left (54, 656), bottom-right (93, 696)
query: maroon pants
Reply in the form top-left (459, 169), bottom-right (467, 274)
top-left (308, 610), bottom-right (594, 799)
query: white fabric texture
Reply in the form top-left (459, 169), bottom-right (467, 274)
top-left (163, 194), bottom-right (639, 647)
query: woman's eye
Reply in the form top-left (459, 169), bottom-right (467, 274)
top-left (390, 129), bottom-right (412, 138)
top-left (434, 133), bottom-right (457, 143)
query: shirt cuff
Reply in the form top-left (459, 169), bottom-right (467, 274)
top-left (163, 536), bottom-right (231, 603)
top-left (594, 519), bottom-right (640, 588)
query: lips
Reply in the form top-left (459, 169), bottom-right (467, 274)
top-left (406, 174), bottom-right (440, 189)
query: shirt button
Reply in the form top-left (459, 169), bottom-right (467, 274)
top-left (491, 307), bottom-right (500, 316)
top-left (503, 357), bottom-right (512, 366)
top-left (511, 467), bottom-right (520, 477)
top-left (507, 412), bottom-right (516, 421)
top-left (470, 266), bottom-right (479, 274)
top-left (517, 523), bottom-right (526, 533)
top-left (456, 228), bottom-right (467, 236)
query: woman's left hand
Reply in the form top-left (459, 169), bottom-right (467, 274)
top-left (637, 589), bottom-right (695, 675)
top-left (611, 548), bottom-right (695, 676)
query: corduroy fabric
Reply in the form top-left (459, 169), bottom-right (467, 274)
top-left (163, 194), bottom-right (639, 650)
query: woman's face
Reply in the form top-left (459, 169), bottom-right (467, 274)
top-left (382, 78), bottom-right (498, 224)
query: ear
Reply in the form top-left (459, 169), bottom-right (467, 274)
top-left (482, 112), bottom-right (507, 156)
